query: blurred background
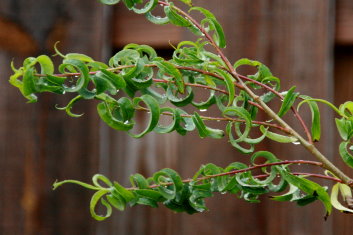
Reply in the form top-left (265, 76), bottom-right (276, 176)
top-left (1, 0), bottom-right (353, 234)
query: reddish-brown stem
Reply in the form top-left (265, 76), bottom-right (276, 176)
top-left (35, 65), bottom-right (263, 111)
top-left (126, 160), bottom-right (328, 190)
top-left (152, 78), bottom-right (264, 111)
top-left (135, 106), bottom-right (290, 134)
top-left (190, 160), bottom-right (323, 183)
top-left (153, 78), bottom-right (228, 95)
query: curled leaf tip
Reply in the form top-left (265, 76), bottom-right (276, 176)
top-left (53, 180), bottom-right (60, 190)
top-left (53, 41), bottom-right (65, 58)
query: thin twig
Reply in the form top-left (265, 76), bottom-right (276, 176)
top-left (165, 1), bottom-right (353, 186)
top-left (126, 160), bottom-right (326, 190)
top-left (135, 106), bottom-right (290, 134)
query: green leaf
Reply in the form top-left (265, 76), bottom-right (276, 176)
top-left (129, 94), bottom-right (160, 138)
top-left (90, 190), bottom-right (112, 221)
top-left (22, 67), bottom-right (38, 102)
top-left (109, 49), bottom-right (140, 67)
top-left (93, 69), bottom-right (126, 95)
top-left (174, 108), bottom-right (195, 135)
top-left (153, 107), bottom-right (178, 134)
top-left (339, 101), bottom-right (353, 117)
top-left (56, 95), bottom-right (84, 117)
top-left (233, 121), bottom-right (266, 144)
top-left (106, 193), bottom-right (126, 211)
top-left (36, 55), bottom-right (54, 75)
top-left (100, 0), bottom-right (120, 5)
top-left (101, 69), bottom-right (127, 90)
top-left (154, 60), bottom-right (184, 93)
top-left (335, 118), bottom-right (353, 141)
top-left (113, 181), bottom-right (136, 202)
top-left (145, 12), bottom-right (169, 24)
top-left (192, 90), bottom-right (216, 109)
top-left (166, 85), bottom-right (194, 107)
top-left (192, 112), bottom-right (224, 139)
top-left (261, 76), bottom-right (280, 103)
top-left (298, 95), bottom-right (321, 141)
top-left (122, 0), bottom-right (134, 8)
top-left (223, 107), bottom-right (252, 142)
top-left (278, 86), bottom-right (298, 117)
top-left (135, 197), bottom-right (159, 208)
top-left (130, 173), bottom-right (150, 189)
top-left (233, 58), bottom-right (261, 70)
top-left (282, 172), bottom-right (332, 215)
top-left (92, 174), bottom-right (113, 188)
top-left (190, 6), bottom-right (226, 48)
top-left (250, 151), bottom-right (279, 164)
top-left (270, 184), bottom-right (300, 202)
top-left (53, 179), bottom-right (101, 191)
top-left (226, 122), bottom-right (254, 154)
top-left (189, 185), bottom-right (212, 212)
top-left (164, 4), bottom-right (191, 27)
top-left (124, 43), bottom-right (157, 60)
top-left (212, 68), bottom-right (235, 106)
top-left (153, 168), bottom-right (183, 200)
top-left (97, 101), bottom-right (134, 131)
top-left (260, 125), bottom-right (298, 143)
top-left (66, 53), bottom-right (94, 62)
top-left (59, 59), bottom-right (90, 93)
top-left (134, 189), bottom-right (164, 201)
top-left (339, 141), bottom-right (353, 169)
top-left (204, 17), bottom-right (226, 48)
top-left (180, 0), bottom-right (193, 7)
top-left (298, 98), bottom-right (347, 118)
top-left (330, 183), bottom-right (353, 214)
top-left (132, 0), bottom-right (157, 14)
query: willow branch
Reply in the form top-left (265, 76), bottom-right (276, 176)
top-left (135, 106), bottom-right (290, 134)
top-left (126, 160), bottom-right (327, 190)
top-left (165, 1), bottom-right (353, 186)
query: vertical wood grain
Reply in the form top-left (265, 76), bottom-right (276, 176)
top-left (336, 0), bottom-right (353, 45)
top-left (0, 0), bottom-right (107, 234)
top-left (0, 0), bottom-right (343, 234)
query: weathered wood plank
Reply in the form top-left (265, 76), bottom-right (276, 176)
top-left (113, 7), bottom-right (182, 48)
top-left (336, 0), bottom-right (353, 45)
top-left (0, 0), bottom-right (107, 234)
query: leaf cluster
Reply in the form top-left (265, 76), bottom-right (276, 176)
top-left (53, 151), bottom-right (332, 220)
top-left (7, 0), bottom-right (353, 220)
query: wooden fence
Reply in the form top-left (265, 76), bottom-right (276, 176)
top-left (0, 0), bottom-right (352, 234)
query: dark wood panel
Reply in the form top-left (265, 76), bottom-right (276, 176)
top-left (113, 7), bottom-right (182, 48)
top-left (0, 0), bottom-right (107, 234)
top-left (336, 0), bottom-right (353, 45)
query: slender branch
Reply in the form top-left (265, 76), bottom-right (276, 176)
top-left (34, 1), bottom-right (353, 186)
top-left (35, 65), bottom-right (263, 111)
top-left (126, 160), bottom-right (326, 190)
top-left (152, 78), bottom-right (264, 111)
top-left (161, 1), bottom-right (313, 142)
top-left (255, 173), bottom-right (342, 183)
top-left (153, 78), bottom-right (228, 95)
top-left (135, 106), bottom-right (290, 134)
top-left (165, 1), bottom-right (353, 186)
